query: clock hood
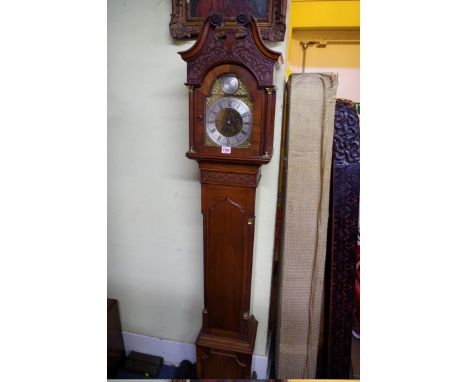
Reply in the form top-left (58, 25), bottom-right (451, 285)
top-left (178, 13), bottom-right (282, 88)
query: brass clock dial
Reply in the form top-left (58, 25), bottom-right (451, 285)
top-left (205, 97), bottom-right (252, 147)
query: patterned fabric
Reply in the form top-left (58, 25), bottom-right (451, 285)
top-left (275, 73), bottom-right (338, 378)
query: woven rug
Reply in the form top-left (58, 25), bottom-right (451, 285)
top-left (275, 73), bottom-right (338, 378)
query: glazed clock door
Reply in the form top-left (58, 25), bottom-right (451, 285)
top-left (193, 64), bottom-right (264, 159)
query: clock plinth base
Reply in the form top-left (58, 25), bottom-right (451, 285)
top-left (195, 316), bottom-right (258, 379)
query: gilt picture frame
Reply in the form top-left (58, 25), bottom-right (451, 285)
top-left (170, 0), bottom-right (287, 41)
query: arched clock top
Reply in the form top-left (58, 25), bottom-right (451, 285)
top-left (208, 197), bottom-right (246, 215)
top-left (178, 13), bottom-right (282, 88)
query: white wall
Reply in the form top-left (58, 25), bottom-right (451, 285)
top-left (108, 0), bottom-right (288, 356)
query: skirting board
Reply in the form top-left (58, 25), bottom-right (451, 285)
top-left (122, 331), bottom-right (270, 378)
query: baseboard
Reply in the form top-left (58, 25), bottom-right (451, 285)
top-left (122, 331), bottom-right (269, 378)
top-left (252, 348), bottom-right (269, 379)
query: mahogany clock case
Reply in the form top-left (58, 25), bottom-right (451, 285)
top-left (178, 14), bottom-right (282, 379)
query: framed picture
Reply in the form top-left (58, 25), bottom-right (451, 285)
top-left (170, 0), bottom-right (287, 42)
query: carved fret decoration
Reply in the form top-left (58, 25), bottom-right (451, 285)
top-left (322, 99), bottom-right (360, 379)
top-left (325, 164), bottom-right (360, 378)
top-left (200, 169), bottom-right (261, 188)
top-left (187, 28), bottom-right (276, 87)
top-left (333, 99), bottom-right (360, 166)
top-left (230, 32), bottom-right (275, 84)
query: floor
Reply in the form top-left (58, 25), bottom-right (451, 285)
top-left (115, 364), bottom-right (177, 379)
top-left (112, 349), bottom-right (358, 380)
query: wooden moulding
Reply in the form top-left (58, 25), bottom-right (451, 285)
top-left (196, 316), bottom-right (258, 378)
top-left (197, 315), bottom-right (257, 354)
top-left (199, 162), bottom-right (261, 188)
top-left (178, 15), bottom-right (282, 88)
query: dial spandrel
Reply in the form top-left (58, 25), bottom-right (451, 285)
top-left (206, 97), bottom-right (252, 147)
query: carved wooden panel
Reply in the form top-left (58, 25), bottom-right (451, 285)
top-left (200, 169), bottom-right (260, 187)
top-left (321, 99), bottom-right (360, 379)
top-left (199, 157), bottom-right (262, 188)
top-left (179, 14), bottom-right (282, 88)
top-left (187, 29), bottom-right (276, 87)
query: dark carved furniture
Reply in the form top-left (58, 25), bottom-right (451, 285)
top-left (170, 0), bottom-right (287, 42)
top-left (320, 99), bottom-right (360, 378)
top-left (107, 298), bottom-right (126, 378)
top-left (178, 14), bottom-right (281, 378)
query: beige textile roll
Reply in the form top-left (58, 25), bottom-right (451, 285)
top-left (275, 73), bottom-right (338, 378)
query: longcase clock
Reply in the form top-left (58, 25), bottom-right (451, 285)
top-left (178, 13), bottom-right (282, 379)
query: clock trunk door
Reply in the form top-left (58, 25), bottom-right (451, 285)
top-left (202, 182), bottom-right (255, 339)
